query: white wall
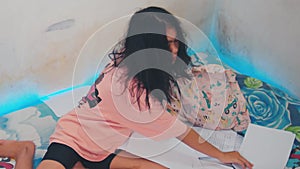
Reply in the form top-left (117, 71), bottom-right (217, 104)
top-left (0, 0), bottom-right (215, 112)
top-left (214, 0), bottom-right (300, 98)
top-left (1, 0), bottom-right (300, 113)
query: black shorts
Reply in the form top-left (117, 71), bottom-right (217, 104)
top-left (42, 142), bottom-right (117, 169)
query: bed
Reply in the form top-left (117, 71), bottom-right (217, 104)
top-left (0, 67), bottom-right (299, 169)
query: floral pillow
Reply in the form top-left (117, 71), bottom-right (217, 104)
top-left (236, 74), bottom-right (300, 168)
top-left (169, 64), bottom-right (251, 131)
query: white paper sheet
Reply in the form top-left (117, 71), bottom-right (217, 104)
top-left (193, 127), bottom-right (243, 153)
top-left (120, 127), bottom-right (243, 169)
top-left (233, 123), bottom-right (295, 169)
top-left (197, 160), bottom-right (234, 169)
top-left (198, 157), bottom-right (234, 169)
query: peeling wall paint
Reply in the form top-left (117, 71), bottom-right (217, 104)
top-left (46, 19), bottom-right (75, 32)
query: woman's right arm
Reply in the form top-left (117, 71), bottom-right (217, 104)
top-left (176, 127), bottom-right (253, 169)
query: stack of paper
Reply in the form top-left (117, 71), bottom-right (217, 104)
top-left (234, 124), bottom-right (295, 169)
top-left (193, 127), bottom-right (243, 153)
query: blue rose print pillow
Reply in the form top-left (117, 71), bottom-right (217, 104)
top-left (236, 74), bottom-right (300, 169)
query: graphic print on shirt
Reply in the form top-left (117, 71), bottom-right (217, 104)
top-left (0, 157), bottom-right (14, 169)
top-left (224, 97), bottom-right (238, 114)
top-left (78, 73), bottom-right (104, 108)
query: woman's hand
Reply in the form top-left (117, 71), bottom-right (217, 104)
top-left (218, 151), bottom-right (253, 169)
top-left (178, 128), bottom-right (253, 169)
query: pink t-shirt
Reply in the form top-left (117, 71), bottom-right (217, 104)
top-left (50, 63), bottom-right (187, 161)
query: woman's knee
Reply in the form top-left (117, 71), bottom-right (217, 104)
top-left (126, 158), bottom-right (167, 169)
top-left (19, 141), bottom-right (35, 156)
top-left (110, 155), bottom-right (166, 169)
top-left (23, 141), bottom-right (35, 151)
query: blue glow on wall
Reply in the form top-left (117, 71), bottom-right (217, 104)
top-left (1, 9), bottom-right (297, 116)
top-left (0, 93), bottom-right (41, 116)
top-left (206, 11), bottom-right (292, 97)
top-left (0, 84), bottom-right (88, 116)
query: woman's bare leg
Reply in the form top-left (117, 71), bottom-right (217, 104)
top-left (0, 140), bottom-right (35, 169)
top-left (110, 150), bottom-right (169, 169)
top-left (72, 162), bottom-right (85, 169)
top-left (36, 159), bottom-right (66, 169)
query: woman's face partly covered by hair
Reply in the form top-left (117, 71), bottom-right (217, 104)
top-left (166, 26), bottom-right (179, 63)
top-left (116, 7), bottom-right (191, 108)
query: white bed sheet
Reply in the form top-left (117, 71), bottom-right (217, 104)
top-left (120, 128), bottom-right (243, 169)
top-left (44, 85), bottom-right (244, 169)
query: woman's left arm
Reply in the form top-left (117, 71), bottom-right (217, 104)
top-left (176, 127), bottom-right (253, 169)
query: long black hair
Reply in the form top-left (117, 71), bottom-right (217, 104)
top-left (110, 6), bottom-right (191, 109)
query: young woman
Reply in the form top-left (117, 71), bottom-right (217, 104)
top-left (0, 6), bottom-right (253, 169)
